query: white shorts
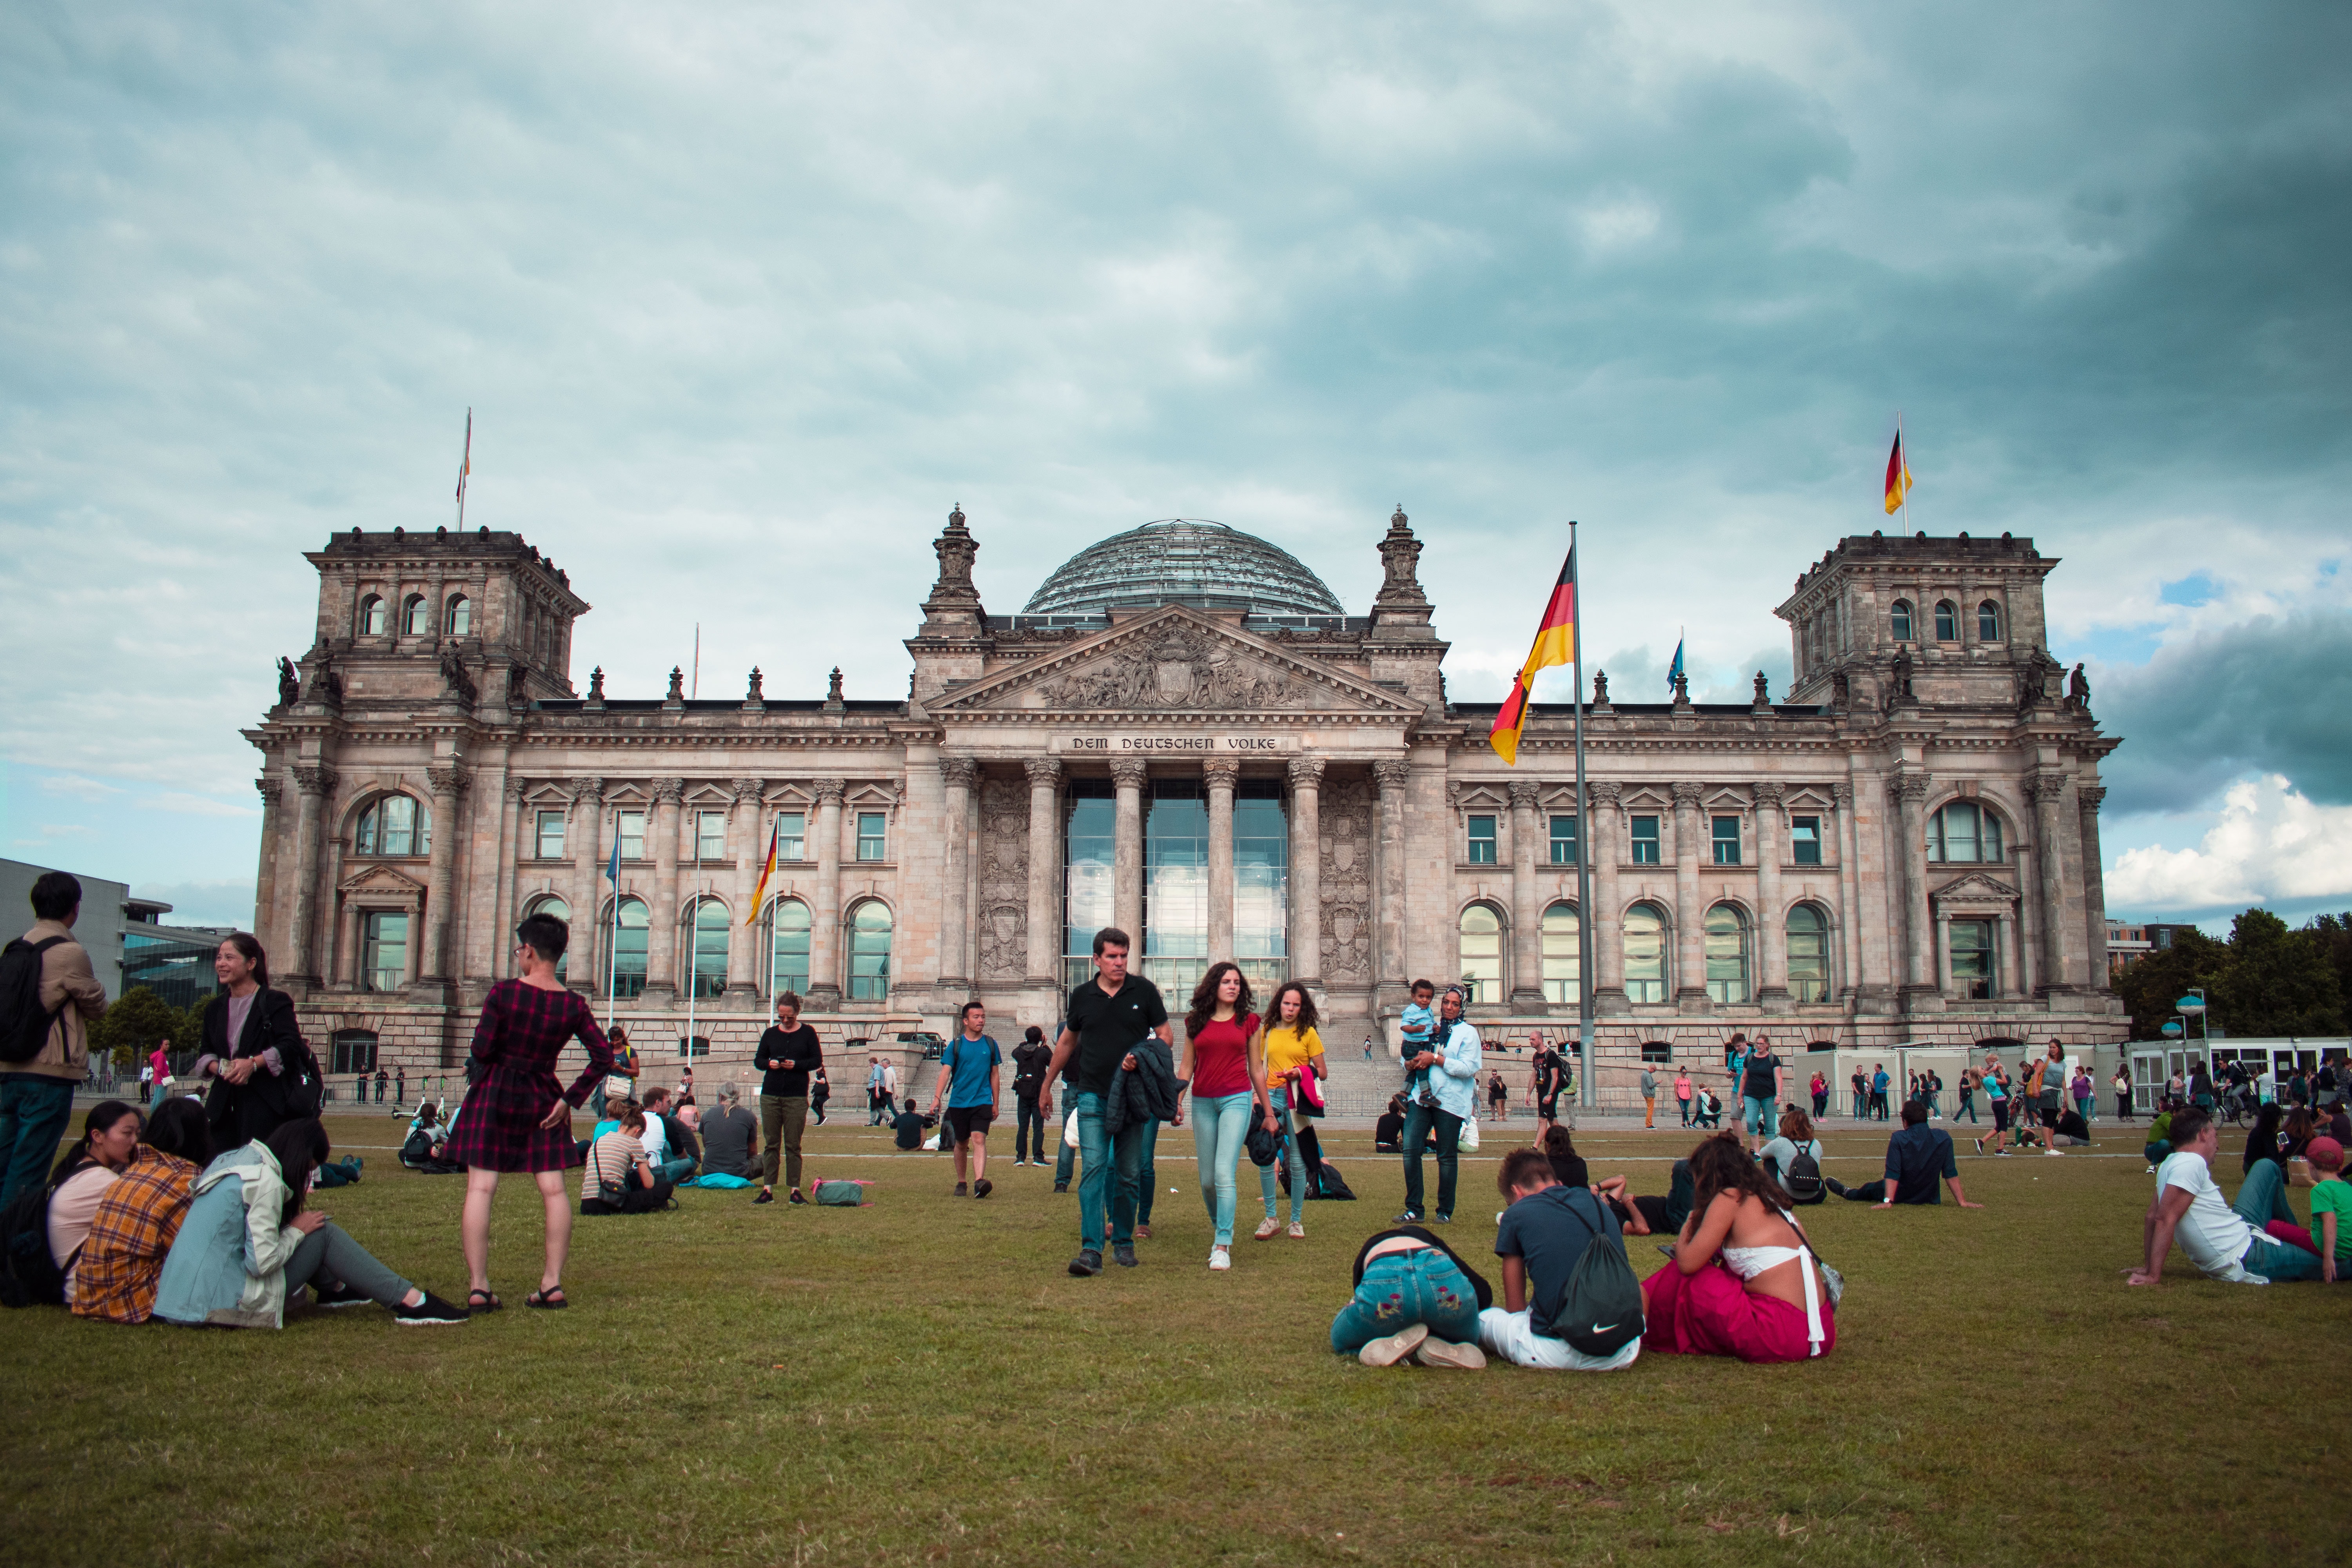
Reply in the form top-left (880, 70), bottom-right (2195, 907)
top-left (1477, 1307), bottom-right (1642, 1371)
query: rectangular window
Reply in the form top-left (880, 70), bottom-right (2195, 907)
top-left (1790, 816), bottom-right (1822, 866)
top-left (1711, 815), bottom-right (1741, 866)
top-left (363, 912), bottom-right (408, 992)
top-left (1629, 815), bottom-right (1661, 865)
top-left (534, 810), bottom-right (566, 860)
top-left (774, 810), bottom-right (806, 861)
top-left (856, 811), bottom-right (887, 862)
top-left (617, 810), bottom-right (645, 861)
top-left (1231, 779), bottom-right (1289, 988)
top-left (1949, 918), bottom-right (1995, 1001)
top-left (1143, 781), bottom-right (1209, 994)
top-left (678, 1035), bottom-right (711, 1058)
top-left (1639, 1042), bottom-right (1673, 1063)
top-left (1548, 814), bottom-right (1579, 866)
top-left (696, 810), bottom-right (727, 861)
top-left (1064, 781), bottom-right (1116, 975)
top-left (1466, 814), bottom-right (1497, 864)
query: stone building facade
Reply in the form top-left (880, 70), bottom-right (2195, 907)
top-left (245, 510), bottom-right (2125, 1096)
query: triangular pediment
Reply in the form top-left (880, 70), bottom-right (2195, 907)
top-left (338, 863), bottom-right (427, 896)
top-left (936, 607), bottom-right (1418, 718)
top-left (1932, 871), bottom-right (2021, 906)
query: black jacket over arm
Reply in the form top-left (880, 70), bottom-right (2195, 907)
top-left (1105, 1038), bottom-right (1180, 1136)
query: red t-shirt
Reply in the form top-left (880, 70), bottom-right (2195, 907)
top-left (1187, 1013), bottom-right (1259, 1099)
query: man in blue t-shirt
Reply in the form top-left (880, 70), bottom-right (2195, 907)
top-left (929, 1000), bottom-right (1003, 1198)
top-left (1827, 1100), bottom-right (1983, 1207)
top-left (1477, 1147), bottom-right (1641, 1371)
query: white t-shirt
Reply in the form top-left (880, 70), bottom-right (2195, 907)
top-left (639, 1111), bottom-right (669, 1163)
top-left (2158, 1151), bottom-right (2263, 1284)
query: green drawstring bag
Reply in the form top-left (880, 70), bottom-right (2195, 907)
top-left (813, 1179), bottom-right (870, 1207)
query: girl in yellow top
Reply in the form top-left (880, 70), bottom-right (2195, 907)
top-left (1253, 981), bottom-right (1326, 1240)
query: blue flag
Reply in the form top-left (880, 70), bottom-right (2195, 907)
top-left (605, 818), bottom-right (621, 883)
top-left (1666, 637), bottom-right (1684, 693)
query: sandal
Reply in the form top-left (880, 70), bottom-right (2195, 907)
top-left (525, 1285), bottom-right (568, 1310)
top-left (467, 1289), bottom-right (502, 1315)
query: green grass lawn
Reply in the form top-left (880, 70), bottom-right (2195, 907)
top-left (4, 1112), bottom-right (2347, 1567)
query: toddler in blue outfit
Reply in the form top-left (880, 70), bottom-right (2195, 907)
top-left (1400, 979), bottom-right (1438, 1107)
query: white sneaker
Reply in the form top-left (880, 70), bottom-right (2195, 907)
top-left (1209, 1245), bottom-right (1232, 1272)
top-left (1287, 1221), bottom-right (1305, 1240)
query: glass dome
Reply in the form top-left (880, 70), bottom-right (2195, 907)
top-left (1022, 519), bottom-right (1343, 618)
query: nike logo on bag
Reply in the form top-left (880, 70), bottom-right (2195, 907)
top-left (1591, 1322), bottom-right (1618, 1333)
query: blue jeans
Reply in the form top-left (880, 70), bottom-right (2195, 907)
top-left (1742, 1094), bottom-right (1773, 1138)
top-left (1331, 1247), bottom-right (1480, 1352)
top-left (1015, 1095), bottom-right (1047, 1162)
top-left (2234, 1159), bottom-right (2324, 1281)
top-left (0, 1075), bottom-right (76, 1206)
top-left (1401, 1102), bottom-right (1462, 1218)
top-left (1191, 1092), bottom-right (1254, 1245)
top-left (1054, 1095), bottom-right (1077, 1185)
top-left (652, 1155), bottom-right (697, 1186)
top-left (1137, 1119), bottom-right (1161, 1225)
top-left (1261, 1085), bottom-right (1308, 1224)
top-left (1073, 1091), bottom-right (1145, 1251)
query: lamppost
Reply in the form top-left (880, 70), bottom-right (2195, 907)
top-left (2176, 989), bottom-right (2210, 1067)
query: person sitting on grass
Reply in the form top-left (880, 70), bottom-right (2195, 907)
top-left (2298, 1136), bottom-right (2348, 1283)
top-left (1374, 1093), bottom-right (1406, 1154)
top-left (1330, 1223), bottom-right (1492, 1369)
top-left (401, 1102), bottom-right (452, 1170)
top-left (1691, 1089), bottom-right (1723, 1129)
top-left (1641, 1132), bottom-right (1835, 1363)
top-left (579, 1107), bottom-right (673, 1216)
top-left (2129, 1107), bottom-right (2324, 1286)
top-left (72, 1099), bottom-right (213, 1324)
top-left (1824, 1099), bottom-right (1983, 1209)
top-left (154, 1118), bottom-right (468, 1327)
top-left (698, 1084), bottom-right (761, 1181)
top-left (1539, 1124), bottom-right (1588, 1190)
top-left (891, 1096), bottom-right (927, 1152)
top-left (2143, 1101), bottom-right (2179, 1172)
top-left (639, 1087), bottom-right (699, 1186)
top-left (1475, 1147), bottom-right (1641, 1372)
top-left (45, 1101), bottom-right (145, 1308)
top-left (1756, 1105), bottom-right (1827, 1204)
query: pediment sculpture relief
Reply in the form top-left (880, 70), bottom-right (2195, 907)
top-left (1034, 624), bottom-right (1320, 713)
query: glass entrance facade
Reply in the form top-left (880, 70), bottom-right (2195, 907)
top-left (1232, 779), bottom-right (1287, 991)
top-left (1063, 779), bottom-right (1116, 989)
top-left (1143, 780), bottom-right (1207, 995)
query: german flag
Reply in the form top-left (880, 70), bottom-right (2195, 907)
top-left (1488, 544), bottom-right (1576, 765)
top-left (1884, 429), bottom-right (1912, 515)
top-left (743, 817), bottom-right (779, 926)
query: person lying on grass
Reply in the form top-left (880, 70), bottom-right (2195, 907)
top-left (1331, 1223), bottom-right (1491, 1369)
top-left (153, 1118), bottom-right (468, 1327)
top-left (1641, 1132), bottom-right (1834, 1363)
top-left (2129, 1107), bottom-right (2325, 1287)
top-left (1476, 1147), bottom-right (1640, 1372)
top-left (1824, 1098), bottom-right (1983, 1209)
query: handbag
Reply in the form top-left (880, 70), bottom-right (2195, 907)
top-left (1063, 1107), bottom-right (1081, 1149)
top-left (1457, 1112), bottom-right (1480, 1152)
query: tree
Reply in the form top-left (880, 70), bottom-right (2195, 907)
top-left (2118, 927), bottom-right (2229, 1041)
top-left (90, 986), bottom-right (181, 1061)
top-left (2307, 913), bottom-right (2352, 1013)
top-left (2214, 909), bottom-right (2345, 1038)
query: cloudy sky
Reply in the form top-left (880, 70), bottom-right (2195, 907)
top-left (3, 1), bottom-right (2347, 931)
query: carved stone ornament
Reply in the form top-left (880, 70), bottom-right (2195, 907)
top-left (427, 764), bottom-right (469, 799)
top-left (1752, 670), bottom-right (1771, 709)
top-left (1287, 756), bottom-right (1327, 788)
top-left (2078, 785), bottom-right (2107, 813)
top-left (2029, 771), bottom-right (2071, 805)
top-left (1592, 670), bottom-right (1611, 708)
top-left (276, 656), bottom-right (300, 707)
top-left (1035, 622), bottom-right (1318, 714)
top-left (292, 764), bottom-right (338, 797)
top-left (1753, 780), bottom-right (1786, 807)
top-left (812, 778), bottom-right (847, 804)
top-left (1023, 757), bottom-right (1062, 787)
top-left (1374, 504), bottom-right (1428, 607)
top-left (1831, 780), bottom-right (1853, 807)
top-left (1372, 759), bottom-right (1410, 794)
top-left (1201, 757), bottom-right (1241, 788)
top-left (825, 668), bottom-right (845, 710)
top-left (1830, 670), bottom-right (1850, 709)
top-left (1109, 758), bottom-right (1151, 789)
top-left (587, 666), bottom-right (606, 705)
top-left (506, 777), bottom-right (530, 803)
top-left (1506, 779), bottom-right (1542, 810)
top-left (1892, 772), bottom-right (1933, 802)
top-left (654, 778), bottom-right (684, 805)
top-left (1670, 780), bottom-right (1704, 809)
top-left (255, 777), bottom-right (282, 809)
top-left (439, 648), bottom-right (478, 707)
top-left (941, 755), bottom-right (980, 791)
top-left (665, 667), bottom-right (685, 703)
top-left (931, 504), bottom-right (980, 600)
top-left (746, 668), bottom-right (764, 702)
top-left (1588, 780), bottom-right (1623, 810)
top-left (734, 776), bottom-right (765, 804)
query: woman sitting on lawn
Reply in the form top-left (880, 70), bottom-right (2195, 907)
top-left (1329, 1223), bottom-right (1493, 1368)
top-left (1641, 1132), bottom-right (1835, 1363)
top-left (72, 1099), bottom-right (213, 1323)
top-left (154, 1118), bottom-right (468, 1327)
top-left (579, 1105), bottom-right (672, 1215)
top-left (46, 1100), bottom-right (145, 1307)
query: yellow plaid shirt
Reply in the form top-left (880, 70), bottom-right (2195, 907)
top-left (70, 1147), bottom-right (197, 1324)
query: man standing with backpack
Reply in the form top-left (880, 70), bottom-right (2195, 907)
top-left (0, 873), bottom-right (108, 1205)
top-left (1475, 1146), bottom-right (1642, 1371)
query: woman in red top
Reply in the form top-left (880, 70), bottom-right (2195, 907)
top-left (447, 912), bottom-right (614, 1311)
top-left (1178, 961), bottom-right (1270, 1273)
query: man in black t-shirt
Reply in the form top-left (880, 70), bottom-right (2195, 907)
top-left (1011, 1025), bottom-right (1053, 1167)
top-left (1037, 926), bottom-right (1171, 1276)
top-left (1533, 1047), bottom-right (1566, 1136)
top-left (751, 993), bottom-right (822, 1206)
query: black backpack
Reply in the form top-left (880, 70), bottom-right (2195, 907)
top-left (0, 1182), bottom-right (62, 1309)
top-left (1782, 1142), bottom-right (1825, 1204)
top-left (1555, 1187), bottom-right (1644, 1358)
top-left (1312, 1162), bottom-right (1356, 1201)
top-left (0, 936), bottom-right (69, 1065)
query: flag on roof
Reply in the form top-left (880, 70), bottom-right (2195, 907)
top-left (1488, 544), bottom-right (1577, 766)
top-left (1884, 429), bottom-right (1911, 515)
top-left (1666, 636), bottom-right (1684, 694)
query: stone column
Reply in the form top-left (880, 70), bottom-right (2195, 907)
top-left (1024, 759), bottom-right (1061, 986)
top-left (1590, 782), bottom-right (1625, 1013)
top-left (939, 756), bottom-right (977, 988)
top-left (492, 777), bottom-right (524, 980)
top-left (726, 778), bottom-right (765, 1004)
top-left (1999, 910), bottom-right (2025, 998)
top-left (806, 779), bottom-right (845, 1005)
top-left (1671, 781), bottom-right (1706, 1010)
top-left (1111, 759), bottom-right (1148, 945)
top-left (1833, 782), bottom-right (1862, 1001)
top-left (2079, 784), bottom-right (2111, 991)
top-left (1507, 779), bottom-right (1544, 1005)
top-left (1288, 757), bottom-right (1325, 987)
top-left (569, 777), bottom-right (605, 989)
top-left (1205, 758), bottom-right (1239, 964)
top-left (1373, 760), bottom-right (1410, 1003)
top-left (423, 764), bottom-right (466, 982)
top-left (1935, 908), bottom-right (1953, 995)
top-left (2029, 771), bottom-right (2072, 995)
top-left (1893, 771), bottom-right (1936, 1002)
top-left (336, 902), bottom-right (360, 989)
top-left (1754, 781), bottom-right (1788, 1010)
top-left (287, 764), bottom-right (336, 987)
top-left (644, 779), bottom-right (682, 1000)
top-left (254, 779), bottom-right (282, 958)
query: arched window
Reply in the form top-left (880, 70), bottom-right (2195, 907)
top-left (1927, 801), bottom-right (2004, 863)
top-left (524, 895), bottom-right (569, 982)
top-left (1934, 600), bottom-right (1958, 641)
top-left (1786, 905), bottom-right (1829, 1004)
top-left (1622, 902), bottom-right (1666, 1004)
top-left (403, 595), bottom-right (431, 635)
top-left (1889, 599), bottom-right (1914, 642)
top-left (689, 897), bottom-right (729, 999)
top-left (1977, 599), bottom-right (2001, 642)
top-left (359, 594), bottom-right (387, 635)
top-left (770, 898), bottom-right (811, 997)
top-left (610, 897), bottom-right (648, 998)
top-left (1539, 902), bottom-right (1580, 1004)
top-left (1457, 904), bottom-right (1504, 1003)
top-left (446, 594), bottom-right (472, 636)
top-left (848, 901), bottom-right (893, 1000)
top-left (1704, 904), bottom-right (1749, 1005)
top-left (355, 795), bottom-right (430, 857)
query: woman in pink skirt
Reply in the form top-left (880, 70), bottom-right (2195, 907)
top-left (446, 911), bottom-right (614, 1312)
top-left (1641, 1132), bottom-right (1835, 1362)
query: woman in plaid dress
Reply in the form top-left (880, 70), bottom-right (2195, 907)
top-left (450, 912), bottom-right (613, 1312)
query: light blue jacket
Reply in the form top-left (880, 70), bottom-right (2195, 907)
top-left (1427, 1018), bottom-right (1483, 1121)
top-left (152, 1143), bottom-right (304, 1329)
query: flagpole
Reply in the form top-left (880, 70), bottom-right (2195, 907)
top-left (604, 809), bottom-right (620, 1035)
top-left (1570, 519), bottom-right (1595, 1112)
top-left (1898, 410), bottom-right (1909, 530)
top-left (456, 408), bottom-right (472, 530)
top-left (686, 880), bottom-right (701, 1067)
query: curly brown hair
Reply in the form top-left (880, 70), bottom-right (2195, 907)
top-left (1267, 980), bottom-right (1319, 1037)
top-left (1686, 1130), bottom-right (1794, 1213)
top-left (1184, 961), bottom-right (1255, 1042)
